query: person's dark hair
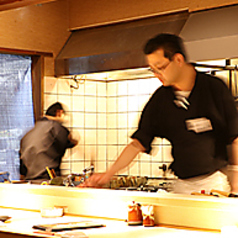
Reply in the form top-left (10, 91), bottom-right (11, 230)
top-left (46, 102), bottom-right (64, 117)
top-left (143, 33), bottom-right (187, 61)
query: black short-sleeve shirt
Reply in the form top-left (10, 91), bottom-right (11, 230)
top-left (131, 71), bottom-right (238, 179)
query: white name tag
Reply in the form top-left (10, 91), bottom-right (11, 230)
top-left (186, 117), bottom-right (213, 133)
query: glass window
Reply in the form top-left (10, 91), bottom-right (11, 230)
top-left (0, 53), bottom-right (34, 180)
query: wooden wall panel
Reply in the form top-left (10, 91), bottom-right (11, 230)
top-left (0, 0), bottom-right (71, 75)
top-left (68, 0), bottom-right (189, 30)
top-left (0, 0), bottom-right (57, 11)
top-left (189, 0), bottom-right (238, 11)
top-left (68, 0), bottom-right (238, 30)
top-left (0, 0), bottom-right (237, 76)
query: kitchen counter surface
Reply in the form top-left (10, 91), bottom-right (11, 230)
top-left (1, 183), bottom-right (238, 232)
top-left (0, 207), bottom-right (222, 238)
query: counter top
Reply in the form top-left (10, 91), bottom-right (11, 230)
top-left (1, 183), bottom-right (238, 231)
top-left (0, 207), bottom-right (222, 238)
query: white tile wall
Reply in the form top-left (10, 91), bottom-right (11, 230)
top-left (44, 75), bottom-right (171, 177)
top-left (97, 114), bottom-right (107, 129)
top-left (44, 76), bottom-right (58, 93)
top-left (73, 96), bottom-right (85, 111)
top-left (118, 81), bottom-right (128, 95)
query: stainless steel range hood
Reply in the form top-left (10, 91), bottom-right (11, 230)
top-left (55, 4), bottom-right (238, 77)
top-left (180, 4), bottom-right (238, 62)
top-left (55, 11), bottom-right (189, 77)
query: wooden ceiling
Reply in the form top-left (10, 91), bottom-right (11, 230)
top-left (0, 0), bottom-right (57, 11)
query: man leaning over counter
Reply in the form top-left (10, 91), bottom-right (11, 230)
top-left (19, 102), bottom-right (78, 181)
top-left (84, 33), bottom-right (238, 196)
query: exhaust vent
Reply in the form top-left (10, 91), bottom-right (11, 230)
top-left (55, 11), bottom-right (189, 76)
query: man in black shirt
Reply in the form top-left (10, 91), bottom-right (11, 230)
top-left (20, 102), bottom-right (78, 180)
top-left (85, 34), bottom-right (238, 195)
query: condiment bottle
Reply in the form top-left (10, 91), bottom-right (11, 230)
top-left (127, 201), bottom-right (143, 225)
top-left (142, 205), bottom-right (155, 227)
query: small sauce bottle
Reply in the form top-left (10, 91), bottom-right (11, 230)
top-left (127, 201), bottom-right (143, 225)
top-left (142, 205), bottom-right (155, 227)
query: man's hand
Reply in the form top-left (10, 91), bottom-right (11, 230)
top-left (78, 173), bottom-right (112, 188)
top-left (78, 139), bottom-right (145, 188)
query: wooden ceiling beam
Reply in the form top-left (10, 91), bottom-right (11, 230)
top-left (0, 0), bottom-right (57, 11)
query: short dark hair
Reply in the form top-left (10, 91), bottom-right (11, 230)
top-left (143, 33), bottom-right (187, 61)
top-left (46, 102), bottom-right (64, 117)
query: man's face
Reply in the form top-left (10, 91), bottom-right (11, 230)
top-left (146, 49), bottom-right (179, 87)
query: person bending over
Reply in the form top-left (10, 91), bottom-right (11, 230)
top-left (20, 102), bottom-right (78, 180)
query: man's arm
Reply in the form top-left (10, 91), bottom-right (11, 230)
top-left (84, 139), bottom-right (145, 187)
top-left (68, 133), bottom-right (79, 146)
top-left (227, 137), bottom-right (238, 194)
top-left (66, 132), bottom-right (79, 149)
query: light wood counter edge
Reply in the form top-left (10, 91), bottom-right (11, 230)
top-left (0, 183), bottom-right (238, 230)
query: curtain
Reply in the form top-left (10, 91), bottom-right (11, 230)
top-left (0, 53), bottom-right (34, 180)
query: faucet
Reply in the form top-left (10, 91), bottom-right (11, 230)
top-left (83, 165), bottom-right (94, 180)
top-left (63, 165), bottom-right (95, 187)
top-left (64, 174), bottom-right (75, 186)
top-left (159, 164), bottom-right (167, 177)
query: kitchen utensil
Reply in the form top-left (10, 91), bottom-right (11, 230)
top-left (191, 192), bottom-right (214, 196)
top-left (46, 166), bottom-right (54, 179)
top-left (0, 216), bottom-right (11, 222)
top-left (210, 189), bottom-right (229, 197)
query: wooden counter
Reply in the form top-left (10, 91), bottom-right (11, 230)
top-left (0, 207), bottom-right (221, 238)
top-left (0, 183), bottom-right (238, 231)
